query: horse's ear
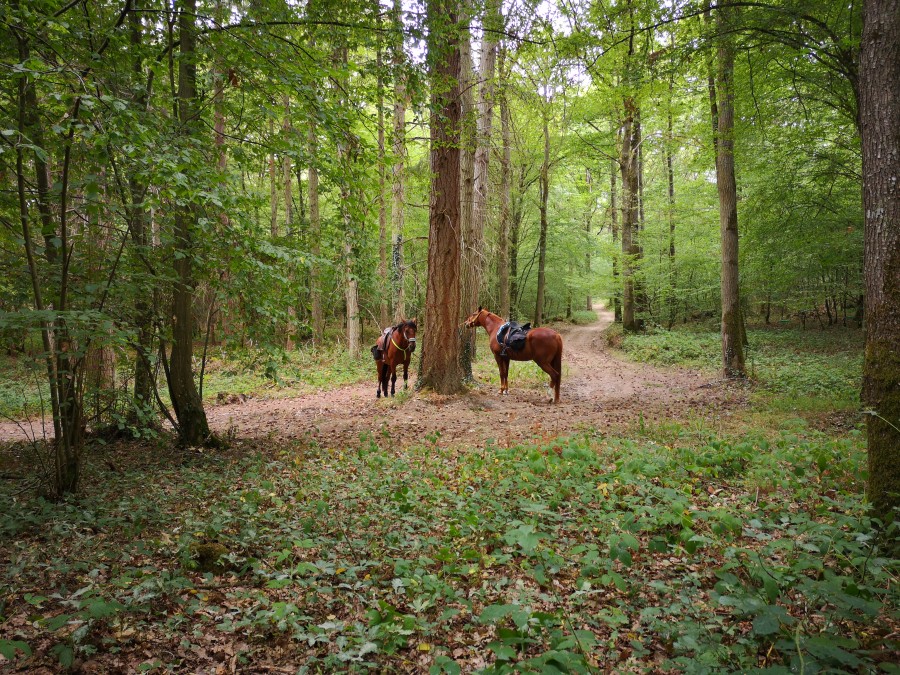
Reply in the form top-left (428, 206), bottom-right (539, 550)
top-left (409, 316), bottom-right (417, 324)
top-left (477, 306), bottom-right (482, 312)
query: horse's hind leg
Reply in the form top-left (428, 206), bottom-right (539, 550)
top-left (376, 361), bottom-right (383, 398)
top-left (551, 346), bottom-right (562, 403)
top-left (537, 359), bottom-right (560, 404)
top-left (379, 362), bottom-right (390, 398)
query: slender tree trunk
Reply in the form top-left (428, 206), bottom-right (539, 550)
top-left (859, 0), bottom-right (900, 525)
top-left (391, 0), bottom-right (407, 323)
top-left (458, 13), bottom-right (477, 378)
top-left (534, 109), bottom-right (551, 326)
top-left (419, 0), bottom-right (465, 394)
top-left (666, 72), bottom-right (677, 330)
top-left (129, 10), bottom-right (156, 412)
top-left (472, 0), bottom-right (499, 314)
top-left (611, 158), bottom-right (622, 322)
top-left (168, 0), bottom-right (211, 446)
top-left (620, 99), bottom-right (640, 332)
top-left (283, 94), bottom-right (293, 234)
top-left (377, 37), bottom-right (390, 327)
top-left (308, 112), bottom-right (323, 341)
top-left (498, 47), bottom-right (511, 319)
top-left (334, 48), bottom-right (361, 359)
top-left (715, 4), bottom-right (745, 378)
top-left (269, 118), bottom-right (278, 237)
top-left (509, 167), bottom-right (525, 316)
top-left (584, 167), bottom-right (593, 311)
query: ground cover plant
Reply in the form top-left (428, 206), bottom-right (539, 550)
top-left (619, 327), bottom-right (864, 415)
top-left (2, 415), bottom-right (897, 673)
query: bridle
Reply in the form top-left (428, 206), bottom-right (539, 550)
top-left (391, 324), bottom-right (416, 356)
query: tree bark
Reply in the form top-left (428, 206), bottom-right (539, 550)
top-left (620, 98), bottom-right (640, 332)
top-left (308, 107), bottom-right (324, 341)
top-left (584, 167), bottom-right (593, 311)
top-left (377, 36), bottom-right (390, 327)
top-left (498, 46), bottom-right (511, 318)
top-left (168, 0), bottom-right (211, 446)
top-left (533, 109), bottom-right (551, 326)
top-left (610, 157), bottom-right (622, 322)
top-left (859, 0), bottom-right (900, 525)
top-left (714, 4), bottom-right (746, 378)
top-left (666, 68), bottom-right (677, 330)
top-left (283, 94), bottom-right (293, 234)
top-left (269, 118), bottom-right (278, 237)
top-left (458, 13), bottom-right (477, 379)
top-left (419, 0), bottom-right (465, 394)
top-left (391, 0), bottom-right (407, 323)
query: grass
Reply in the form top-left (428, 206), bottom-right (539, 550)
top-left (619, 325), bottom-right (864, 416)
top-left (1, 423), bottom-right (896, 672)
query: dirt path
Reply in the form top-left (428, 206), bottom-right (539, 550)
top-left (0, 309), bottom-right (739, 447)
top-left (205, 308), bottom-right (736, 449)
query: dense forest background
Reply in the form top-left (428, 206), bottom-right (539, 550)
top-left (1, 0), bottom-right (899, 670)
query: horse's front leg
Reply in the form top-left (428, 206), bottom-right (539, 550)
top-left (501, 357), bottom-right (510, 394)
top-left (390, 364), bottom-right (398, 396)
top-left (493, 353), bottom-right (507, 395)
top-left (403, 359), bottom-right (409, 389)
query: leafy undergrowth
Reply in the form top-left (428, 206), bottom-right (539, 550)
top-left (620, 326), bottom-right (863, 414)
top-left (200, 340), bottom-right (374, 403)
top-left (2, 425), bottom-right (897, 673)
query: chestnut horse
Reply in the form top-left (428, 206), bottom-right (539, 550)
top-left (465, 308), bottom-right (563, 403)
top-left (373, 319), bottom-right (417, 398)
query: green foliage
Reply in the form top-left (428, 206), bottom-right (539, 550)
top-left (620, 325), bottom-right (863, 410)
top-left (2, 416), bottom-right (895, 671)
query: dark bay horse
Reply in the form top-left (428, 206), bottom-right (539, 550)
top-left (465, 307), bottom-right (563, 403)
top-left (372, 319), bottom-right (417, 398)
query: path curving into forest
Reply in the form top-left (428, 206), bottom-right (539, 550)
top-left (202, 307), bottom-right (738, 448)
top-left (0, 309), bottom-right (740, 446)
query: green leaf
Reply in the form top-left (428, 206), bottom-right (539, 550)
top-left (0, 640), bottom-right (31, 659)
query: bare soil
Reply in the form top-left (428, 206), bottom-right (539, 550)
top-left (0, 309), bottom-right (740, 448)
top-left (204, 308), bottom-right (740, 449)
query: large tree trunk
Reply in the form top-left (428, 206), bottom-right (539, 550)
top-left (391, 0), bottom-right (407, 323)
top-left (859, 0), bottom-right (900, 525)
top-left (714, 5), bottom-right (745, 378)
top-left (533, 109), bottom-right (551, 326)
top-left (458, 14), bottom-right (477, 379)
top-left (168, 0), bottom-right (211, 446)
top-left (498, 46), bottom-right (511, 318)
top-left (419, 0), bottom-right (465, 394)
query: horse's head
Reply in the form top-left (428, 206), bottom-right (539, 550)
top-left (400, 318), bottom-right (417, 349)
top-left (465, 307), bottom-right (487, 328)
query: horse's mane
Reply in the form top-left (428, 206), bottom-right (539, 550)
top-left (395, 319), bottom-right (417, 330)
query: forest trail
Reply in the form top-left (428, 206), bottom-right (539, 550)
top-left (0, 310), bottom-right (738, 446)
top-left (203, 308), bottom-right (738, 448)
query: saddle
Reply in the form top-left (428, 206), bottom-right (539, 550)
top-left (371, 326), bottom-right (394, 361)
top-left (497, 320), bottom-right (530, 355)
